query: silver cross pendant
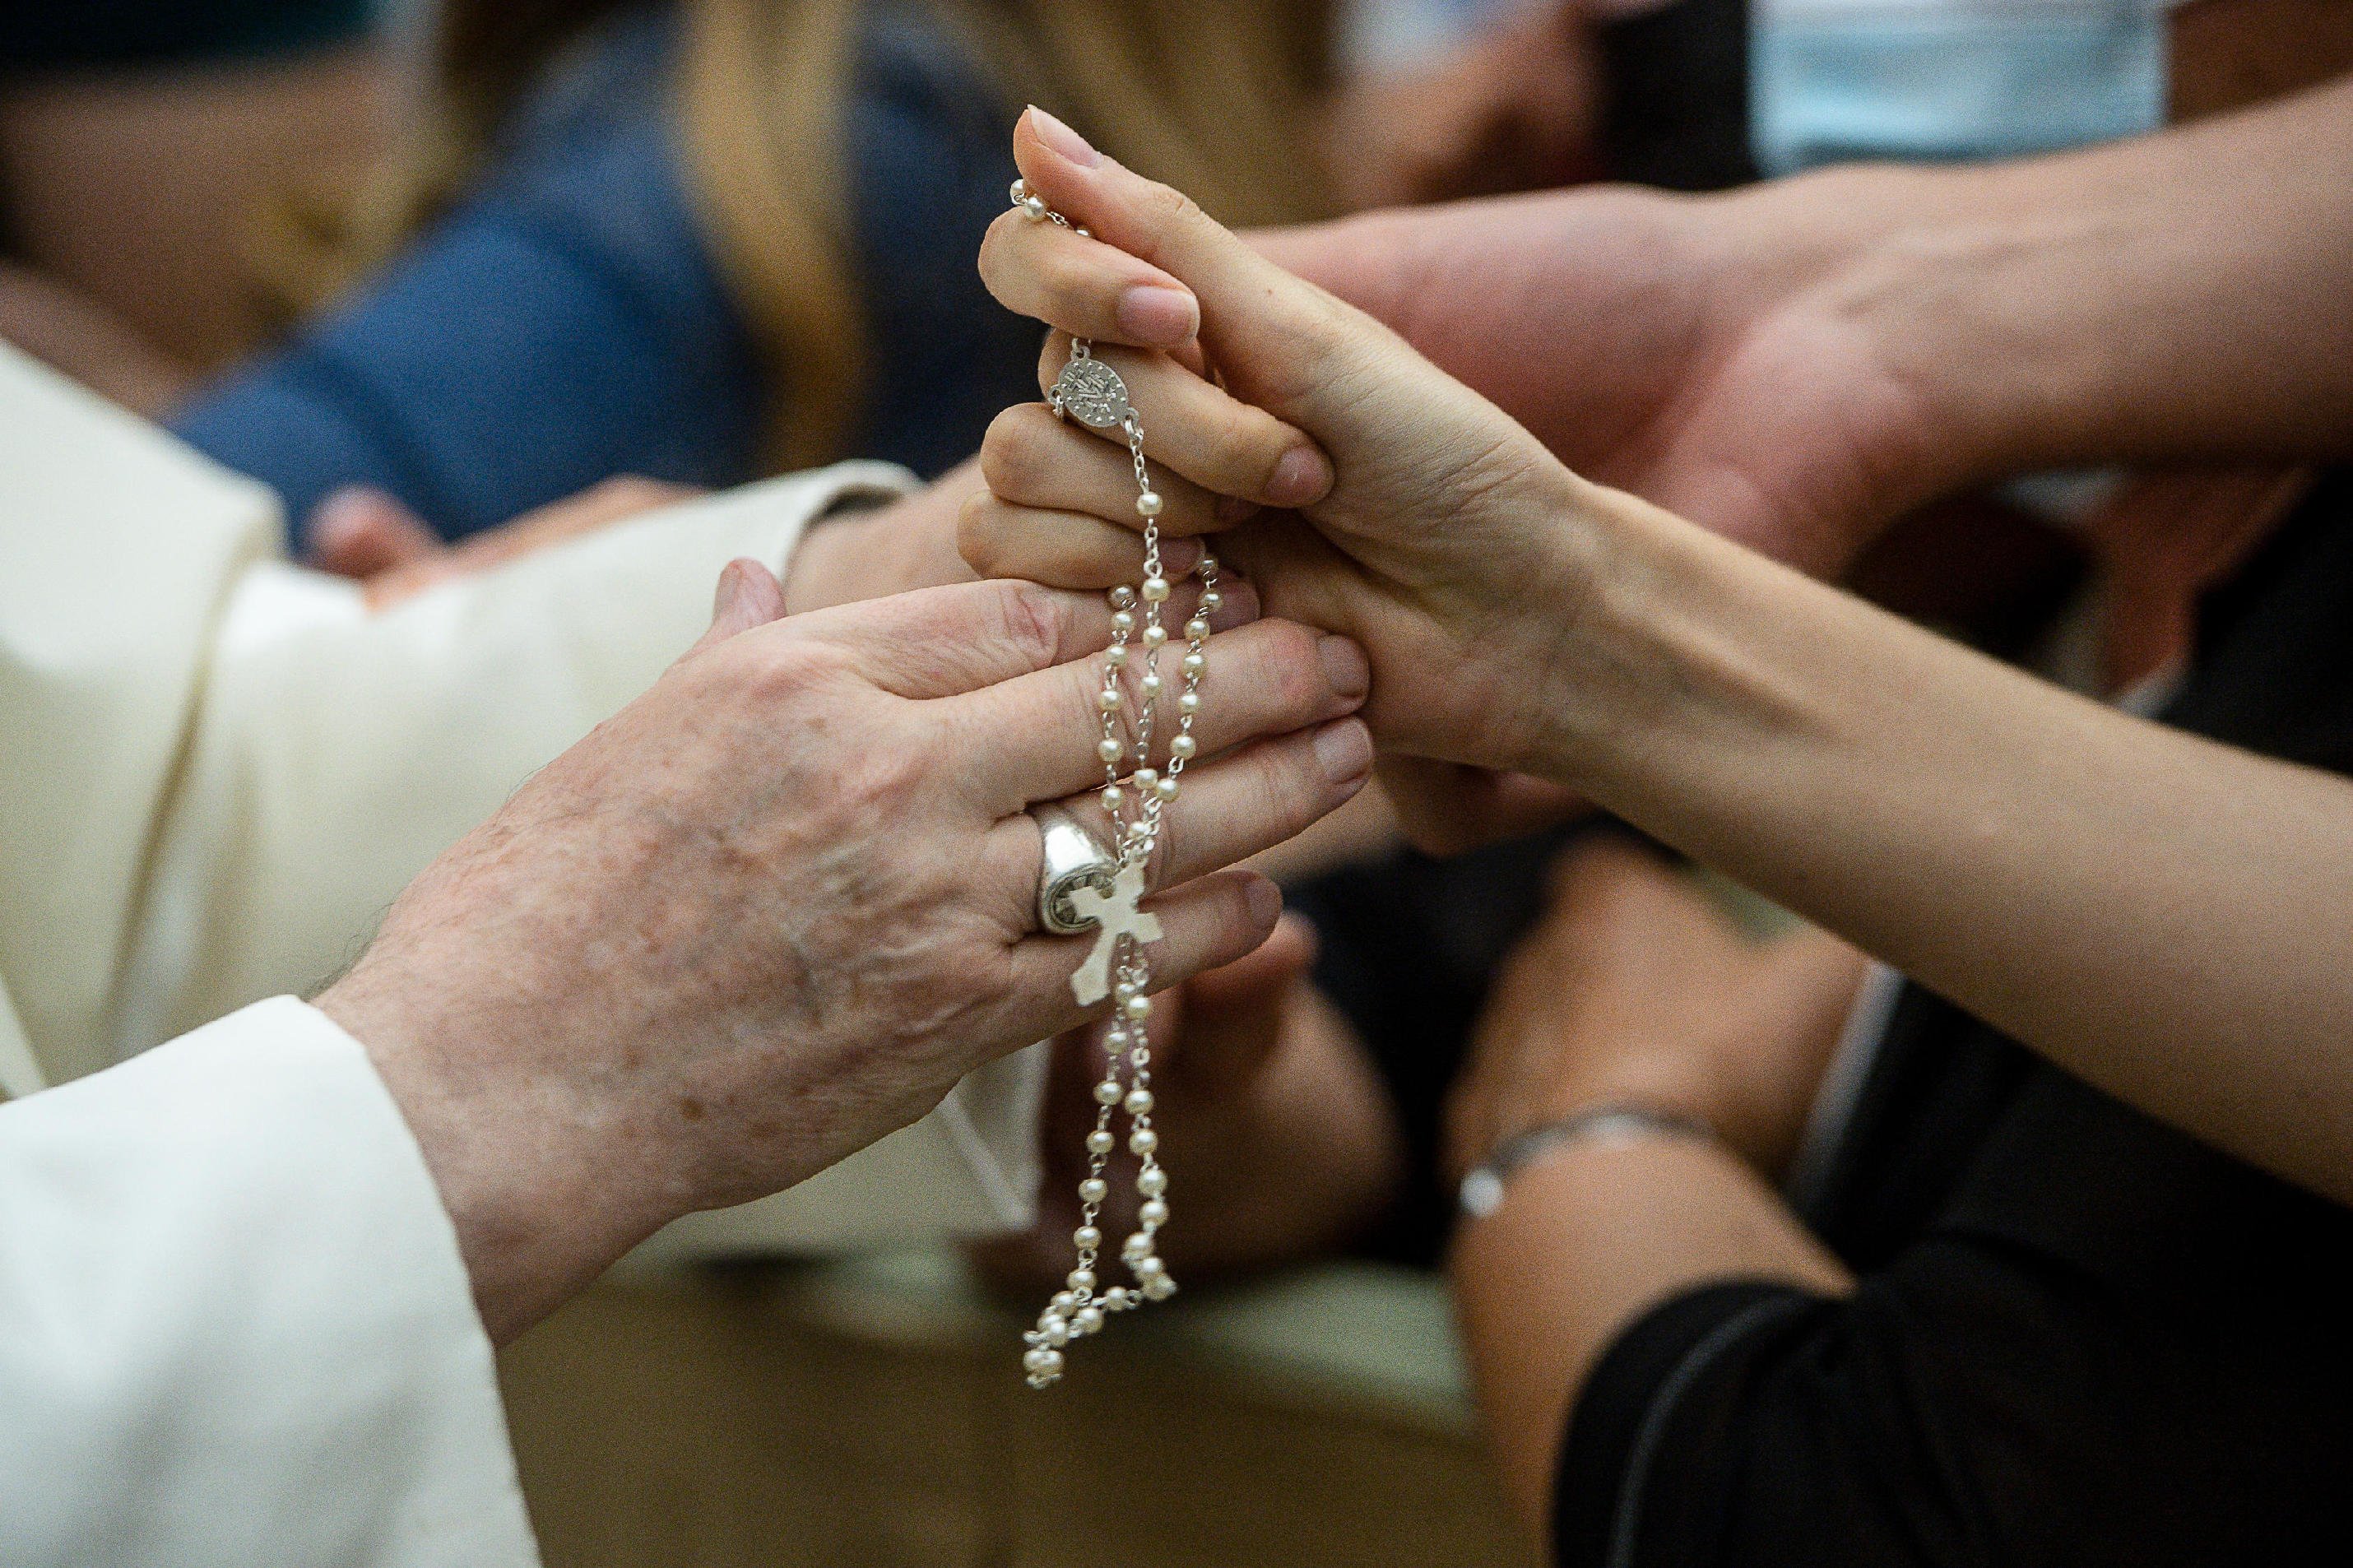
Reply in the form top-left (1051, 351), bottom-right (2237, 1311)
top-left (1065, 860), bottom-right (1163, 1005)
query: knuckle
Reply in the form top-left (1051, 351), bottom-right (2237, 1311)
top-left (1210, 412), bottom-right (1273, 486)
top-left (1043, 248), bottom-right (1112, 319)
top-left (954, 490), bottom-right (1009, 576)
top-left (979, 405), bottom-right (1051, 498)
top-left (1252, 619), bottom-right (1331, 715)
top-left (990, 579), bottom-right (1070, 672)
top-left (1141, 181), bottom-right (1206, 237)
top-left (738, 637), bottom-right (838, 705)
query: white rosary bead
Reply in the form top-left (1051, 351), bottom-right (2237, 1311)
top-left (1024, 1347), bottom-right (1065, 1377)
top-left (1139, 672), bottom-right (1163, 697)
top-left (1143, 623), bottom-right (1168, 647)
top-left (1100, 784), bottom-right (1125, 810)
top-left (1169, 734), bottom-right (1197, 759)
top-left (1097, 737), bottom-right (1124, 763)
top-left (1123, 1087), bottom-right (1154, 1116)
top-left (1067, 1268), bottom-right (1097, 1292)
top-left (1154, 776), bottom-right (1180, 802)
top-left (1073, 1225), bottom-right (1102, 1251)
top-left (1122, 994), bottom-right (1153, 1023)
top-left (1079, 1177), bottom-right (1109, 1204)
top-left (1121, 1232), bottom-right (1154, 1262)
top-left (1142, 1273), bottom-right (1178, 1301)
top-left (1041, 1315), bottom-right (1072, 1347)
top-left (1132, 1255), bottom-right (1167, 1280)
top-left (1177, 691), bottom-right (1201, 716)
top-left (1104, 643), bottom-right (1128, 669)
top-left (1200, 589), bottom-right (1223, 612)
top-left (1133, 768), bottom-right (1158, 790)
top-left (1137, 1167), bottom-right (1168, 1197)
top-left (1087, 1129), bottom-right (1116, 1155)
top-left (1139, 1199), bottom-right (1169, 1227)
top-left (1098, 686), bottom-right (1123, 712)
top-left (1093, 1078), bottom-right (1124, 1106)
top-left (1130, 1127), bottom-right (1159, 1155)
top-left (1136, 490), bottom-right (1163, 518)
top-left (1073, 1305), bottom-right (1106, 1334)
top-left (1196, 554), bottom-right (1218, 576)
top-left (1112, 609), bottom-right (1135, 634)
top-left (1141, 575), bottom-right (1171, 602)
top-left (1103, 1287), bottom-right (1133, 1310)
top-left (1181, 651), bottom-right (1207, 677)
top-left (1185, 617), bottom-right (1211, 641)
top-left (1109, 585), bottom-right (1136, 609)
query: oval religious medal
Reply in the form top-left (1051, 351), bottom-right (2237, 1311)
top-left (1052, 354), bottom-right (1133, 429)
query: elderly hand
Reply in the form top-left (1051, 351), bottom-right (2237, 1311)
top-left (318, 560), bottom-right (1375, 1341)
top-left (1446, 838), bottom-right (1865, 1183)
top-left (974, 912), bottom-right (1400, 1292)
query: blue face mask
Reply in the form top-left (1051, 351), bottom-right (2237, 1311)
top-left (1751, 1), bottom-right (2170, 177)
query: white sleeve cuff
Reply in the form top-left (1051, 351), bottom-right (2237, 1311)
top-left (0, 997), bottom-right (539, 1567)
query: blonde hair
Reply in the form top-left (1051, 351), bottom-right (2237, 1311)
top-left (288, 0), bottom-right (1337, 473)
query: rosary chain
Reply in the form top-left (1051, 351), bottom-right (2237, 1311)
top-left (1011, 178), bottom-right (1218, 1388)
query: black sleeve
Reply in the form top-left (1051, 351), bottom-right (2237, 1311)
top-left (1554, 1122), bottom-right (2353, 1566)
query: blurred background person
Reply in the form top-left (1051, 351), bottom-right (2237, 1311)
top-left (165, 0), bottom-right (1345, 554)
top-left (0, 0), bottom-right (391, 415)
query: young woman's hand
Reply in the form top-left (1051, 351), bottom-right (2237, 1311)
top-left (972, 107), bottom-right (1652, 794)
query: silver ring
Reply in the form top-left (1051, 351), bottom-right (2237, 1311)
top-left (1036, 814), bottom-right (1118, 935)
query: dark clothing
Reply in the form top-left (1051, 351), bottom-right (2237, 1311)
top-left (1592, 0), bottom-right (1756, 191)
top-left (169, 4), bottom-right (1039, 545)
top-left (1554, 472), bottom-right (2353, 1566)
top-left (0, 0), bottom-right (372, 72)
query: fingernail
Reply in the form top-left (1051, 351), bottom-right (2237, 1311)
top-left (1242, 873), bottom-right (1283, 929)
top-left (1318, 633), bottom-right (1370, 701)
top-left (1313, 717), bottom-right (1375, 784)
top-left (1116, 285), bottom-right (1197, 346)
top-left (1209, 575), bottom-right (1260, 626)
top-left (1027, 105), bottom-right (1098, 166)
top-left (1268, 446), bottom-right (1334, 508)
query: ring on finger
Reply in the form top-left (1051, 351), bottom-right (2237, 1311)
top-left (1034, 810), bottom-right (1119, 935)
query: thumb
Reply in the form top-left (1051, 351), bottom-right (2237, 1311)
top-left (1013, 108), bottom-right (1362, 409)
top-left (689, 558), bottom-right (789, 654)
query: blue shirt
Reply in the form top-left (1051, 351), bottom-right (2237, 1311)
top-left (172, 5), bottom-right (1041, 544)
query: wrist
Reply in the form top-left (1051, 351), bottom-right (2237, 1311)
top-left (317, 957), bottom-right (671, 1343)
top-left (1456, 1101), bottom-right (1720, 1221)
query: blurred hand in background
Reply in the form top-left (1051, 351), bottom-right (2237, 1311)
top-left (975, 912), bottom-right (1403, 1294)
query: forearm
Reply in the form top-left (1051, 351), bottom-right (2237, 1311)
top-left (1547, 486), bottom-right (2353, 1204)
top-left (1450, 1137), bottom-right (1849, 1536)
top-left (1799, 76), bottom-right (2353, 486)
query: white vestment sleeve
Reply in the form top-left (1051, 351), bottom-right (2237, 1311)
top-left (0, 998), bottom-right (538, 1568)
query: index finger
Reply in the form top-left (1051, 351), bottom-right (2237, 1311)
top-left (786, 579), bottom-right (1108, 699)
top-left (981, 192), bottom-right (1201, 351)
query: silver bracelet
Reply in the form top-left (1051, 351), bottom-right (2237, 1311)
top-left (1457, 1104), bottom-right (1717, 1220)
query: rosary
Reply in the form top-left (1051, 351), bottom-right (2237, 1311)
top-left (1013, 178), bottom-right (1219, 1389)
